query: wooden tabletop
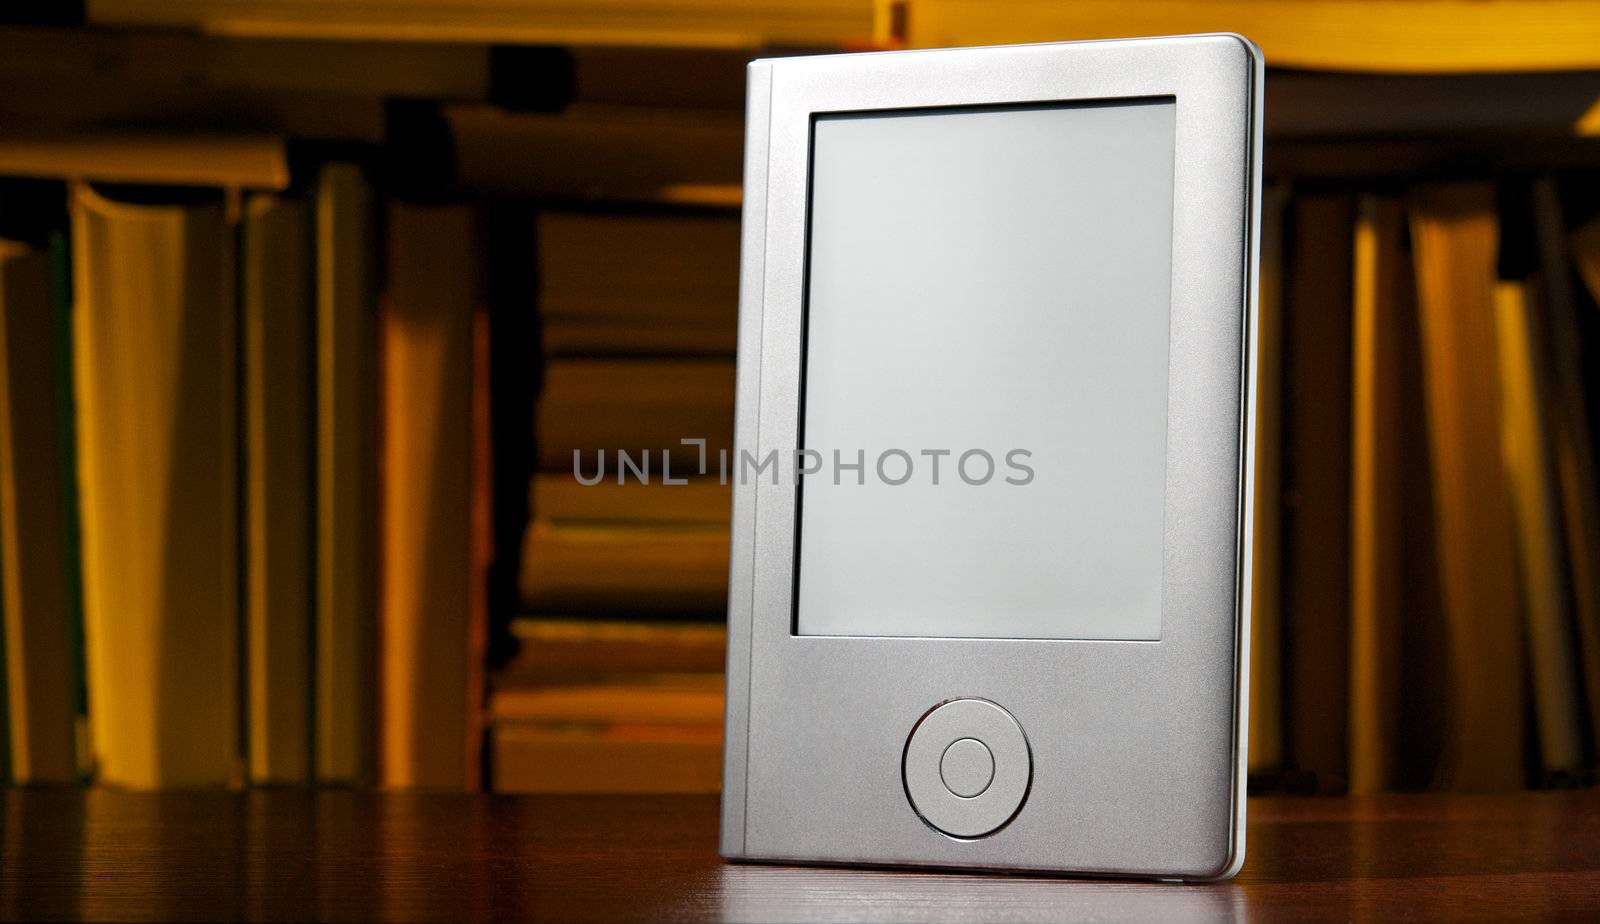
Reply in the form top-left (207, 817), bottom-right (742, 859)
top-left (3, 788), bottom-right (1599, 921)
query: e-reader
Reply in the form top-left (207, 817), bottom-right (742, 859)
top-left (720, 34), bottom-right (1263, 880)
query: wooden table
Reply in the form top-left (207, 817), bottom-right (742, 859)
top-left (3, 789), bottom-right (1598, 921)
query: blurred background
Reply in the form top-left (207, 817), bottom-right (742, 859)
top-left (1, 1), bottom-right (1599, 799)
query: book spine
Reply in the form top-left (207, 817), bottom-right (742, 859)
top-left (72, 184), bottom-right (240, 788)
top-left (315, 164), bottom-right (378, 786)
top-left (243, 193), bottom-right (313, 785)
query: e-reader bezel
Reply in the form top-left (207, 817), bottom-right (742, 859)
top-left (722, 34), bottom-right (1262, 880)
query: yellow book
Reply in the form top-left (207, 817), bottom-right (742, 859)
top-left (1347, 195), bottom-right (1409, 795)
top-left (243, 193), bottom-right (312, 785)
top-left (1407, 183), bottom-right (1525, 791)
top-left (315, 164), bottom-right (378, 786)
top-left (0, 240), bottom-right (77, 783)
top-left (72, 184), bottom-right (238, 788)
top-left (1492, 278), bottom-right (1583, 779)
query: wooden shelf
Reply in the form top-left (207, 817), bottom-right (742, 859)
top-left (900, 1), bottom-right (1600, 74)
top-left (4, 21), bottom-right (1600, 190)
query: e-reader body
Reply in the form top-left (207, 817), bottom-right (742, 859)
top-left (720, 34), bottom-right (1262, 880)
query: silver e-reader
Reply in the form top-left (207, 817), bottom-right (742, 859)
top-left (719, 34), bottom-right (1263, 880)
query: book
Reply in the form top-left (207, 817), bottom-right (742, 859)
top-left (1407, 183), bottom-right (1526, 791)
top-left (490, 620), bottom-right (724, 792)
top-left (538, 210), bottom-right (739, 357)
top-left (1281, 192), bottom-right (1355, 793)
top-left (71, 183), bottom-right (239, 788)
top-left (1491, 277), bottom-right (1584, 780)
top-left (1347, 194), bottom-right (1410, 795)
top-left (0, 239), bottom-right (77, 783)
top-left (538, 210), bottom-right (739, 349)
top-left (541, 320), bottom-right (735, 358)
top-left (492, 674), bottom-right (724, 726)
top-left (898, 1), bottom-right (1600, 73)
top-left (502, 618), bottom-right (726, 682)
top-left (242, 192), bottom-right (312, 786)
top-left (0, 133), bottom-right (288, 189)
top-left (489, 672), bottom-right (722, 794)
top-left (379, 200), bottom-right (489, 790)
top-left (1572, 216), bottom-right (1600, 307)
top-left (1532, 181), bottom-right (1600, 766)
top-left (567, 46), bottom-right (749, 111)
top-left (536, 359), bottom-right (735, 475)
top-left (531, 474), bottom-right (730, 525)
top-left (491, 721), bottom-right (722, 794)
top-left (518, 520), bottom-right (730, 617)
top-left (1247, 183), bottom-right (1285, 779)
top-left (315, 164), bottom-right (378, 787)
top-left (449, 106), bottom-right (743, 205)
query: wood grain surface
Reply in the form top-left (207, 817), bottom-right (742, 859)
top-left (3, 789), bottom-right (1598, 921)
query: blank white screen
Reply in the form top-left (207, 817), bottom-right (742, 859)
top-left (795, 100), bottom-right (1175, 640)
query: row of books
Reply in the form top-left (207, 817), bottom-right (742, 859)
top-left (493, 210), bottom-right (741, 792)
top-left (1251, 176), bottom-right (1600, 794)
top-left (0, 169), bottom-right (489, 788)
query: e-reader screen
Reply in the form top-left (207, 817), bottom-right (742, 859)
top-left (794, 99), bottom-right (1176, 640)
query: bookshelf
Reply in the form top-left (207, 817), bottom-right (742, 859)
top-left (2, 5), bottom-right (1600, 796)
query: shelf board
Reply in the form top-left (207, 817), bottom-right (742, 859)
top-left (901, 1), bottom-right (1600, 74)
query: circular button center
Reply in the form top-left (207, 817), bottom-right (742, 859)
top-left (938, 737), bottom-right (995, 798)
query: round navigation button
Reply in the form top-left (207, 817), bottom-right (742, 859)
top-left (903, 698), bottom-right (1031, 839)
top-left (939, 738), bottom-right (994, 798)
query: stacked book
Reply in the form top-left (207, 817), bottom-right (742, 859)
top-left (494, 209), bottom-right (740, 792)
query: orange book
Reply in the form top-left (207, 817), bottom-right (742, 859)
top-left (1407, 183), bottom-right (1526, 791)
top-left (535, 359), bottom-right (735, 474)
top-left (379, 201), bottom-right (489, 790)
top-left (518, 520), bottom-right (730, 617)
